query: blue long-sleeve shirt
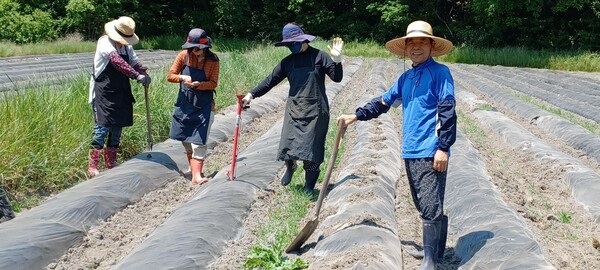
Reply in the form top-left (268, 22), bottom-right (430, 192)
top-left (355, 57), bottom-right (456, 158)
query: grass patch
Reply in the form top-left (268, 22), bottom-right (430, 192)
top-left (564, 231), bottom-right (578, 241)
top-left (557, 211), bottom-right (572, 224)
top-left (244, 244), bottom-right (308, 269)
top-left (456, 111), bottom-right (488, 145)
top-left (474, 103), bottom-right (495, 111)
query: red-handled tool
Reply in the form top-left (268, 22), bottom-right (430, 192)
top-left (227, 94), bottom-right (245, 180)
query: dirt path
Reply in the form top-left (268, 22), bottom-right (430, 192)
top-left (43, 57), bottom-right (600, 269)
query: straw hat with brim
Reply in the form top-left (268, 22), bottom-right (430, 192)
top-left (385, 20), bottom-right (453, 57)
top-left (105, 16), bottom-right (139, 46)
top-left (182, 28), bottom-right (212, 49)
top-left (274, 23), bottom-right (316, 47)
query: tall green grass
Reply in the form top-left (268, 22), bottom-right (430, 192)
top-left (0, 34), bottom-right (97, 57)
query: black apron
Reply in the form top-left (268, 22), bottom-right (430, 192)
top-left (93, 49), bottom-right (135, 127)
top-left (169, 54), bottom-right (213, 144)
top-left (278, 57), bottom-right (329, 163)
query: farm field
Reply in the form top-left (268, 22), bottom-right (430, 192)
top-left (0, 53), bottom-right (599, 270)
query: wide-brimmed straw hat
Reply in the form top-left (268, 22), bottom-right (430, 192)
top-left (104, 16), bottom-right (139, 46)
top-left (182, 28), bottom-right (212, 49)
top-left (385, 20), bottom-right (453, 57)
top-left (274, 23), bottom-right (316, 47)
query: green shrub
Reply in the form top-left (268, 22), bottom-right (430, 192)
top-left (0, 0), bottom-right (58, 44)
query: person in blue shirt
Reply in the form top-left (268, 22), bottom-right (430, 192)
top-left (337, 20), bottom-right (457, 270)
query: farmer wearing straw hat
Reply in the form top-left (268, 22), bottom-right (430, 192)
top-left (241, 22), bottom-right (344, 194)
top-left (87, 16), bottom-right (151, 177)
top-left (337, 20), bottom-right (457, 270)
top-left (166, 28), bottom-right (220, 185)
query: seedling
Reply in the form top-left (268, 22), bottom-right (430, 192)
top-left (557, 211), bottom-right (572, 224)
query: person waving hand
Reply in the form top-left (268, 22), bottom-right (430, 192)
top-left (242, 22), bottom-right (344, 194)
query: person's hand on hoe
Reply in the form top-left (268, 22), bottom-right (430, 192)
top-left (336, 114), bottom-right (357, 129)
top-left (136, 74), bottom-right (151, 87)
top-left (241, 92), bottom-right (253, 108)
top-left (327, 37), bottom-right (344, 63)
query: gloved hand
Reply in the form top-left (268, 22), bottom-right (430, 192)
top-left (241, 93), bottom-right (253, 108)
top-left (136, 74), bottom-right (151, 87)
top-left (327, 37), bottom-right (344, 63)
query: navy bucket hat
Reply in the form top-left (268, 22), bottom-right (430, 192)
top-left (274, 23), bottom-right (316, 47)
top-left (182, 28), bottom-right (212, 49)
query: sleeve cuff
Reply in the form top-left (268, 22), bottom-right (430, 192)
top-left (355, 111), bottom-right (366, 121)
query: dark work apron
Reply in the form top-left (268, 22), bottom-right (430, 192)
top-left (278, 57), bottom-right (329, 163)
top-left (93, 49), bottom-right (135, 127)
top-left (169, 53), bottom-right (214, 144)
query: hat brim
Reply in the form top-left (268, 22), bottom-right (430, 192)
top-left (385, 33), bottom-right (453, 57)
top-left (104, 20), bottom-right (139, 46)
top-left (274, 34), bottom-right (316, 47)
top-left (182, 43), bottom-right (211, 49)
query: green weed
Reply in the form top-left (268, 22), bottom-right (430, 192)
top-left (244, 244), bottom-right (308, 270)
top-left (557, 211), bottom-right (572, 224)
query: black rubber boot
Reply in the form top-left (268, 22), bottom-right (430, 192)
top-left (405, 215), bottom-right (448, 262)
top-left (304, 170), bottom-right (320, 194)
top-left (281, 160), bottom-right (296, 186)
top-left (418, 220), bottom-right (440, 270)
top-left (437, 215), bottom-right (448, 262)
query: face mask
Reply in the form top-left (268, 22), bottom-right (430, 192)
top-left (288, 42), bottom-right (302, 54)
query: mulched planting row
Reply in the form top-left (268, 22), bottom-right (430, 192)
top-left (0, 50), bottom-right (178, 92)
top-left (455, 64), bottom-right (600, 123)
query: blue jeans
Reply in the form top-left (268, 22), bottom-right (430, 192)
top-left (91, 124), bottom-right (122, 149)
top-left (91, 104), bottom-right (123, 149)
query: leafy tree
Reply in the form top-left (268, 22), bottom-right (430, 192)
top-left (466, 0), bottom-right (600, 51)
top-left (0, 0), bottom-right (58, 43)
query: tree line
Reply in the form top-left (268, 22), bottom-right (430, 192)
top-left (1, 0), bottom-right (599, 52)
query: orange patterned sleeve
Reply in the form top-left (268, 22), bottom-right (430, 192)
top-left (166, 51), bottom-right (187, 83)
top-left (195, 59), bottom-right (219, 91)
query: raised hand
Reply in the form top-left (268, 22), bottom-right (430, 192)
top-left (327, 37), bottom-right (344, 63)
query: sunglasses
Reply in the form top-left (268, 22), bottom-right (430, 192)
top-left (192, 47), bottom-right (205, 52)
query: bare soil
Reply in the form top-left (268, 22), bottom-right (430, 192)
top-left (48, 58), bottom-right (600, 270)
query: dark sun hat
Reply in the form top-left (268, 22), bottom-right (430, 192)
top-left (182, 28), bottom-right (212, 49)
top-left (385, 20), bottom-right (453, 57)
top-left (274, 23), bottom-right (316, 47)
